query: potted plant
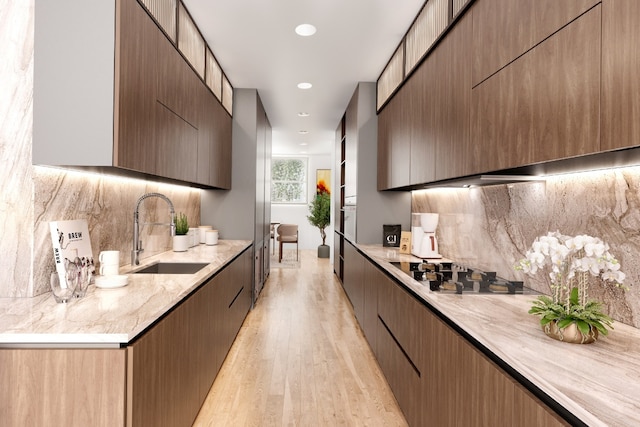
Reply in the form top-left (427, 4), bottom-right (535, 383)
top-left (307, 190), bottom-right (331, 258)
top-left (515, 231), bottom-right (627, 344)
top-left (173, 212), bottom-right (190, 252)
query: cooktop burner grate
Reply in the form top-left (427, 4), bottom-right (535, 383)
top-left (390, 261), bottom-right (540, 295)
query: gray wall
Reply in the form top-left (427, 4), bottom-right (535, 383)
top-left (355, 82), bottom-right (411, 244)
top-left (201, 89), bottom-right (258, 240)
top-left (33, 0), bottom-right (115, 166)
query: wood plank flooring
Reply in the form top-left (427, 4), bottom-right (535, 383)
top-left (192, 249), bottom-right (408, 427)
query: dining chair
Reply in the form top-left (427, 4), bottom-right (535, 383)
top-left (277, 224), bottom-right (298, 262)
top-left (270, 223), bottom-right (276, 254)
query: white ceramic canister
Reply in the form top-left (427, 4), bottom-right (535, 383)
top-left (188, 228), bottom-right (198, 247)
top-left (206, 230), bottom-right (219, 245)
top-left (198, 225), bottom-right (212, 244)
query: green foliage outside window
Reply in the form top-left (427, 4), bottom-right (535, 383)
top-left (272, 157), bottom-right (307, 203)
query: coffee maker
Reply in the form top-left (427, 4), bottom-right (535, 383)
top-left (411, 213), bottom-right (441, 258)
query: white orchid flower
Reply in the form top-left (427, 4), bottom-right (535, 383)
top-left (584, 242), bottom-right (606, 258)
top-left (516, 232), bottom-right (627, 296)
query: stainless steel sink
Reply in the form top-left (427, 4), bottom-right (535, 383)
top-left (132, 262), bottom-right (209, 274)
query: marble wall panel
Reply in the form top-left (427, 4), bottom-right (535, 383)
top-left (0, 1), bottom-right (35, 297)
top-left (413, 168), bottom-right (640, 328)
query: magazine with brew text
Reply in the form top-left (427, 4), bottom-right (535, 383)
top-left (49, 219), bottom-right (95, 286)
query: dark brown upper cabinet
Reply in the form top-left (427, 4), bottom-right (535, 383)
top-left (33, 0), bottom-right (232, 189)
top-left (471, 6), bottom-right (601, 173)
top-left (601, 0), bottom-right (640, 153)
top-left (471, 0), bottom-right (600, 86)
top-left (377, 0), bottom-right (611, 190)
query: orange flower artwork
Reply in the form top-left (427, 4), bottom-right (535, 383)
top-left (316, 169), bottom-right (331, 195)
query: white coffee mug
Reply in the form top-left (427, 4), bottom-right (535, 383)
top-left (206, 230), bottom-right (219, 245)
top-left (99, 250), bottom-right (120, 265)
top-left (198, 225), bottom-right (212, 243)
top-left (100, 263), bottom-right (119, 276)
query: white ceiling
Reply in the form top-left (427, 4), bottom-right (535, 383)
top-left (181, 0), bottom-right (425, 155)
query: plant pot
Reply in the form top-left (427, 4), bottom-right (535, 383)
top-left (317, 244), bottom-right (330, 258)
top-left (173, 235), bottom-right (190, 252)
top-left (542, 321), bottom-right (598, 344)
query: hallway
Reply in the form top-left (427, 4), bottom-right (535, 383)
top-left (193, 250), bottom-right (408, 426)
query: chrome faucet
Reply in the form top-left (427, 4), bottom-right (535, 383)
top-left (132, 193), bottom-right (176, 265)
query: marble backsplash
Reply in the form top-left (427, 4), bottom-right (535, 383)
top-left (31, 167), bottom-right (201, 297)
top-left (413, 167), bottom-right (640, 328)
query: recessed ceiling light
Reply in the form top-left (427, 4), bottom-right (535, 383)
top-left (299, 143), bottom-right (308, 146)
top-left (297, 82), bottom-right (312, 89)
top-left (295, 24), bottom-right (316, 36)
top-left (298, 130), bottom-right (309, 134)
top-left (298, 112), bottom-right (310, 117)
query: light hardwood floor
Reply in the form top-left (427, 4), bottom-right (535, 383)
top-left (192, 249), bottom-right (408, 427)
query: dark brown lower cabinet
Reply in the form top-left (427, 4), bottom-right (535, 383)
top-left (342, 241), bottom-right (365, 324)
top-left (352, 251), bottom-right (569, 426)
top-left (362, 261), bottom-right (381, 350)
top-left (129, 248), bottom-right (252, 427)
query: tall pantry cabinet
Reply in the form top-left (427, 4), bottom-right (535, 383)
top-left (202, 89), bottom-right (272, 304)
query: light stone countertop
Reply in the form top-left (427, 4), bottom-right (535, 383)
top-left (0, 240), bottom-right (252, 347)
top-left (358, 244), bottom-right (640, 427)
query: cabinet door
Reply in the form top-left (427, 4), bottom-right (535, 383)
top-left (1, 348), bottom-right (126, 427)
top-left (376, 275), bottom-right (423, 426)
top-left (513, 383), bottom-right (570, 427)
top-left (156, 31), bottom-right (200, 128)
top-left (212, 98), bottom-right (233, 189)
top-left (377, 86), bottom-right (411, 190)
top-left (193, 273), bottom-right (223, 401)
top-left (601, 0), bottom-right (640, 152)
top-left (198, 85), bottom-right (232, 188)
top-left (376, 275), bottom-right (423, 376)
top-left (344, 92), bottom-right (359, 197)
top-left (334, 232), bottom-right (343, 280)
top-left (342, 242), bottom-right (365, 323)
top-left (116, 0), bottom-right (158, 174)
top-left (471, 7), bottom-right (601, 172)
top-left (376, 315), bottom-right (422, 426)
top-left (128, 297), bottom-right (200, 427)
top-left (196, 84), bottom-right (214, 186)
top-left (216, 250), bottom-right (252, 353)
top-left (409, 57), bottom-right (437, 186)
top-left (156, 103), bottom-right (199, 182)
top-left (472, 0), bottom-right (600, 86)
top-left (432, 13), bottom-right (473, 181)
top-left (128, 251), bottom-right (251, 427)
top-left (362, 261), bottom-right (382, 353)
top-left (376, 103), bottom-right (392, 190)
top-left (229, 250), bottom-right (252, 338)
top-left (421, 307), bottom-right (568, 426)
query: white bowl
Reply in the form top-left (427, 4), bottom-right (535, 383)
top-left (95, 275), bottom-right (129, 289)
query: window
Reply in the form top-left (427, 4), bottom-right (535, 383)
top-left (271, 157), bottom-right (307, 204)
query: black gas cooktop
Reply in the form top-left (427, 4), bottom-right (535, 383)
top-left (390, 261), bottom-right (539, 295)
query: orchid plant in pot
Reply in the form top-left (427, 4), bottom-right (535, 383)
top-left (515, 232), bottom-right (627, 344)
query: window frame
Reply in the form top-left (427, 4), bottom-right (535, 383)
top-left (271, 156), bottom-right (309, 205)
